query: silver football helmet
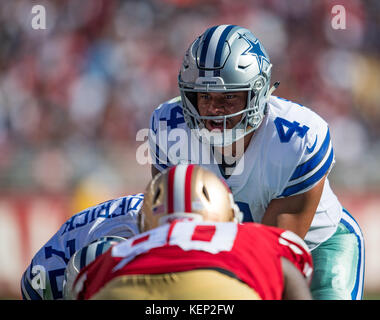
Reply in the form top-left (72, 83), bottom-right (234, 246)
top-left (62, 236), bottom-right (125, 300)
top-left (178, 25), bottom-right (277, 147)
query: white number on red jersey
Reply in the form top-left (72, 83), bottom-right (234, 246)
top-left (112, 221), bottom-right (238, 271)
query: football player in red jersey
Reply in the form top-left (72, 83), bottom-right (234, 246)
top-left (70, 164), bottom-right (313, 300)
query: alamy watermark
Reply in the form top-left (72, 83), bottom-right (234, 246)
top-left (31, 5), bottom-right (46, 30)
top-left (331, 5), bottom-right (346, 30)
top-left (136, 123), bottom-right (246, 176)
top-left (31, 264), bottom-right (47, 290)
top-left (30, 4), bottom-right (347, 31)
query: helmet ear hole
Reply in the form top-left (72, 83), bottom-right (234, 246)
top-left (185, 92), bottom-right (198, 110)
top-left (153, 188), bottom-right (161, 205)
top-left (202, 185), bottom-right (210, 201)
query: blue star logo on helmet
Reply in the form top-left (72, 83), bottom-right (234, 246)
top-left (241, 36), bottom-right (270, 73)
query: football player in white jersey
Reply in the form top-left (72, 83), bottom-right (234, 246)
top-left (70, 164), bottom-right (313, 300)
top-left (149, 25), bottom-right (365, 300)
top-left (20, 193), bottom-right (142, 300)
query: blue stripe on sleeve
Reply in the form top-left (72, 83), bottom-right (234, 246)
top-left (21, 281), bottom-right (27, 300)
top-left (149, 112), bottom-right (169, 171)
top-left (95, 241), bottom-right (106, 258)
top-left (79, 245), bottom-right (88, 270)
top-left (199, 25), bottom-right (218, 76)
top-left (21, 274), bottom-right (28, 300)
top-left (214, 25), bottom-right (236, 76)
top-left (152, 146), bottom-right (168, 170)
top-left (280, 148), bottom-right (334, 197)
top-left (290, 129), bottom-right (331, 181)
top-left (341, 208), bottom-right (365, 300)
top-left (22, 272), bottom-right (42, 300)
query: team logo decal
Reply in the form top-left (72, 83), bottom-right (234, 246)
top-left (240, 34), bottom-right (270, 72)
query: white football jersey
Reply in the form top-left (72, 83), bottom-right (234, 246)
top-left (21, 194), bottom-right (142, 300)
top-left (149, 96), bottom-right (342, 250)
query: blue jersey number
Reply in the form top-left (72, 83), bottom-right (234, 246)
top-left (166, 106), bottom-right (185, 129)
top-left (44, 239), bottom-right (76, 299)
top-left (153, 105), bottom-right (185, 134)
top-left (236, 201), bottom-right (254, 222)
top-left (274, 117), bottom-right (309, 143)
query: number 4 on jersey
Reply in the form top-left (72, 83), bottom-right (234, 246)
top-left (274, 117), bottom-right (309, 143)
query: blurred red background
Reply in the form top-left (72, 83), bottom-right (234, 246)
top-left (0, 0), bottom-right (379, 299)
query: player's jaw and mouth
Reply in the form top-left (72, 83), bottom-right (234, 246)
top-left (196, 92), bottom-right (247, 132)
top-left (199, 105), bottom-right (243, 132)
top-left (204, 117), bottom-right (237, 132)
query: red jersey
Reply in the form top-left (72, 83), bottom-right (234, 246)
top-left (75, 221), bottom-right (313, 300)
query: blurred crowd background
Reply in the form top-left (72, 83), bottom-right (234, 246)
top-left (1, 0), bottom-right (380, 204)
top-left (0, 0), bottom-right (379, 298)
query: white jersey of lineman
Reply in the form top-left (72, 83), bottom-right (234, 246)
top-left (149, 96), bottom-right (342, 250)
top-left (21, 193), bottom-right (142, 300)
